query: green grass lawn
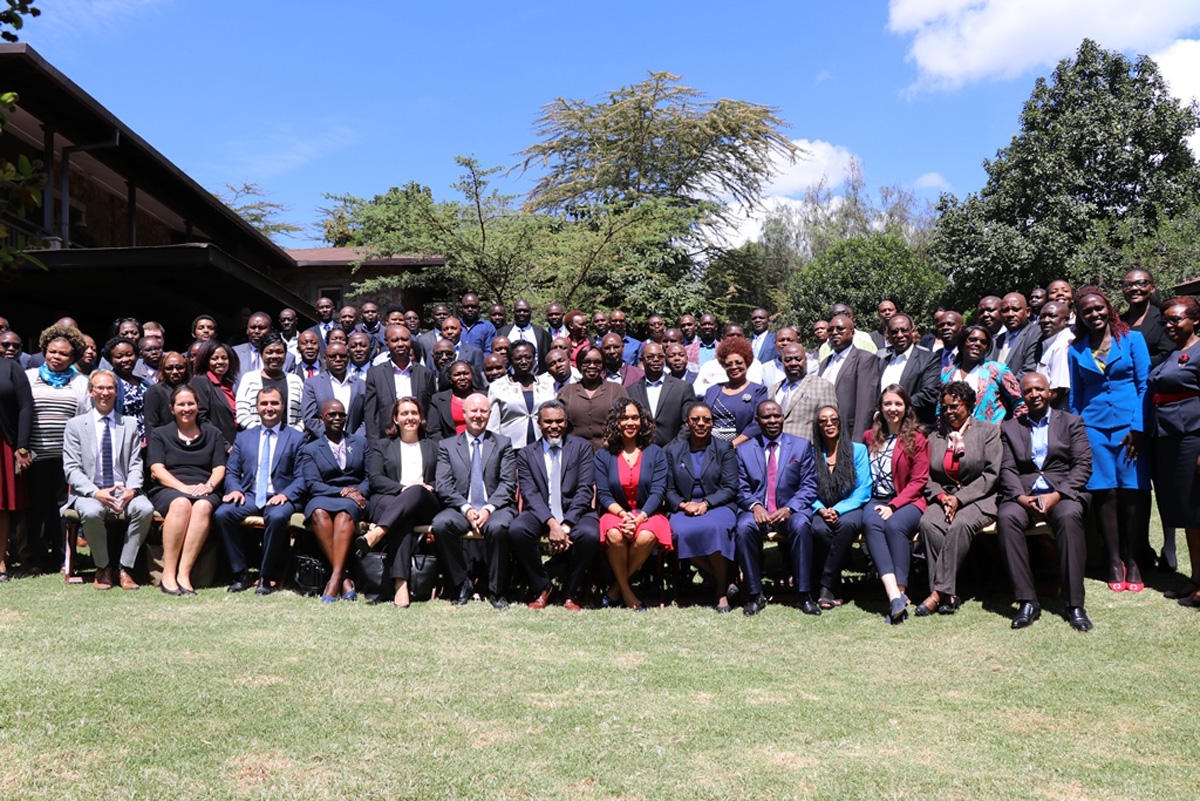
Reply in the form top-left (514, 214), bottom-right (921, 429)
top-left (1, 530), bottom-right (1196, 801)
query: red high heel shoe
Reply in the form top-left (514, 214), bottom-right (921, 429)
top-left (1107, 564), bottom-right (1127, 593)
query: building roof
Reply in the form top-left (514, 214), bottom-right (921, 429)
top-left (287, 246), bottom-right (445, 268)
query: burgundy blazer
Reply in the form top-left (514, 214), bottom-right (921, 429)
top-left (863, 429), bottom-right (929, 512)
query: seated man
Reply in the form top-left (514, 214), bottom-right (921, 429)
top-left (432, 392), bottom-right (517, 608)
top-left (733, 400), bottom-right (819, 616)
top-left (507, 400), bottom-right (601, 610)
top-left (215, 387), bottom-right (306, 594)
top-left (62, 369), bottom-right (155, 590)
top-left (996, 372), bottom-right (1093, 631)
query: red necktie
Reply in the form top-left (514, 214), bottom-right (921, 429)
top-left (766, 441), bottom-right (778, 513)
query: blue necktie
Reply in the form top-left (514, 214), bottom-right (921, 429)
top-left (468, 438), bottom-right (486, 510)
top-left (99, 417), bottom-right (114, 488)
top-left (255, 429), bottom-right (273, 508)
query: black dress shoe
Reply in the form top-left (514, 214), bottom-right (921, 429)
top-left (227, 571), bottom-right (253, 593)
top-left (255, 581), bottom-right (274, 596)
top-left (799, 598), bottom-right (822, 616)
top-left (489, 595), bottom-right (509, 610)
top-left (452, 580), bottom-right (473, 606)
top-left (1066, 606), bottom-right (1092, 632)
top-left (1011, 601), bottom-right (1041, 629)
top-left (743, 594), bottom-right (767, 616)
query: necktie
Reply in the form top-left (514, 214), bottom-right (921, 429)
top-left (468, 437), bottom-right (486, 509)
top-left (306, 365), bottom-right (315, 378)
top-left (549, 445), bottom-right (564, 521)
top-left (99, 417), bottom-right (114, 488)
top-left (766, 441), bottom-right (778, 514)
top-left (251, 348), bottom-right (261, 371)
top-left (255, 429), bottom-right (273, 508)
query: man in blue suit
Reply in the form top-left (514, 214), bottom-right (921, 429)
top-left (215, 386), bottom-right (306, 594)
top-left (734, 400), bottom-right (819, 616)
top-left (749, 308), bottom-right (777, 364)
top-left (300, 341), bottom-right (365, 440)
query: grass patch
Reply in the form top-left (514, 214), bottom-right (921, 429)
top-left (0, 529), bottom-right (1195, 801)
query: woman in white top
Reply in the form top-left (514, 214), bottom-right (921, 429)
top-left (487, 341), bottom-right (556, 449)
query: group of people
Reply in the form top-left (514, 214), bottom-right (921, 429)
top-left (0, 269), bottom-right (1196, 630)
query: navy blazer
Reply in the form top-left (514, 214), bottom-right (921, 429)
top-left (299, 433), bottom-right (369, 498)
top-left (753, 331), bottom-right (777, 364)
top-left (594, 444), bottom-right (668, 516)
top-left (424, 341), bottom-right (484, 376)
top-left (225, 425), bottom-right (306, 503)
top-left (301, 373), bottom-right (366, 441)
top-left (516, 435), bottom-right (596, 527)
top-left (736, 433), bottom-right (819, 517)
top-left (664, 437), bottom-right (738, 510)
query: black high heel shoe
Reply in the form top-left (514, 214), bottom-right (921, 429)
top-left (889, 594), bottom-right (908, 624)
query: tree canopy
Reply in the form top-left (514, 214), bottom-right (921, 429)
top-left (217, 182), bottom-right (303, 242)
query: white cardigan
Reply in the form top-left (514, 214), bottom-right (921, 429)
top-left (234, 371), bottom-right (305, 431)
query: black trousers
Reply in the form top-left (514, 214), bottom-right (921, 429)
top-left (996, 498), bottom-right (1087, 608)
top-left (431, 506), bottom-right (515, 597)
top-left (507, 510), bottom-right (601, 597)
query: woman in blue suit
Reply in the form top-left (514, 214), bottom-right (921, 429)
top-left (664, 403), bottom-right (739, 612)
top-left (300, 398), bottom-right (369, 603)
top-left (595, 399), bottom-right (669, 610)
top-left (1069, 286), bottom-right (1151, 593)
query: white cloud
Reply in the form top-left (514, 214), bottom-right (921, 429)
top-left (888, 0), bottom-right (1200, 90)
top-left (1153, 38), bottom-right (1200, 156)
top-left (766, 139), bottom-right (856, 197)
top-left (223, 123), bottom-right (359, 180)
top-left (814, 70), bottom-right (833, 85)
top-left (913, 171), bottom-right (951, 191)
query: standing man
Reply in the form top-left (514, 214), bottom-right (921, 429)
top-left (62, 370), bottom-right (155, 590)
top-left (497, 299), bottom-right (552, 371)
top-left (429, 316), bottom-right (485, 376)
top-left (608, 309), bottom-right (642, 367)
top-left (458, 293), bottom-right (496, 355)
top-left (301, 342), bottom-right (365, 440)
top-left (869, 300), bottom-right (898, 350)
top-left (819, 314), bottom-right (879, 441)
top-left (345, 332), bottom-right (374, 382)
top-left (278, 308), bottom-right (300, 360)
top-left (665, 342), bottom-right (698, 385)
top-left (364, 324), bottom-right (436, 439)
top-left (818, 304), bottom-right (877, 362)
top-left (305, 297), bottom-right (337, 347)
top-left (679, 313), bottom-right (700, 367)
top-left (733, 400), bottom-right (819, 615)
top-left (773, 343), bottom-right (837, 439)
top-left (337, 306), bottom-right (360, 337)
top-left (992, 292), bottom-right (1040, 379)
top-left (748, 308), bottom-right (777, 364)
top-left (695, 314), bottom-right (719, 366)
top-left (627, 341), bottom-right (693, 446)
top-left (545, 302), bottom-right (568, 340)
top-left (996, 372), bottom-right (1093, 632)
top-left (507, 400), bottom-right (601, 610)
top-left (600, 333), bottom-right (643, 388)
top-left (215, 386), bottom-right (306, 594)
top-left (874, 313), bottom-right (940, 427)
top-left (935, 310), bottom-right (965, 369)
top-left (292, 330), bottom-right (323, 380)
top-left (356, 301), bottom-right (386, 355)
top-left (432, 393), bottom-right (517, 609)
top-left (416, 304), bottom-right (451, 365)
top-left (233, 312), bottom-right (295, 386)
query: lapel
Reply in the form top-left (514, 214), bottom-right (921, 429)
top-left (80, 414), bottom-right (99, 476)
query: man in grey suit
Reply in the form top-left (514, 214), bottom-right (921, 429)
top-left (626, 341), bottom-right (693, 446)
top-left (432, 393), bottom-right (517, 608)
top-left (300, 342), bottom-right (365, 440)
top-left (774, 343), bottom-right (837, 439)
top-left (819, 315), bottom-right (880, 440)
top-left (62, 370), bottom-right (154, 590)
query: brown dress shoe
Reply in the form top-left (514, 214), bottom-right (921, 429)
top-left (562, 597), bottom-right (583, 612)
top-left (93, 566), bottom-right (114, 590)
top-left (118, 568), bottom-right (140, 591)
top-left (527, 585), bottom-right (555, 609)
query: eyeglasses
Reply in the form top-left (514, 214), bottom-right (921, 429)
top-left (324, 411), bottom-right (347, 418)
top-left (0, 342), bottom-right (20, 349)
top-left (1121, 279), bottom-right (1150, 289)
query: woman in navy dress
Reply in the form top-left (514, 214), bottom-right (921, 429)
top-left (300, 398), bottom-right (369, 603)
top-left (1148, 297), bottom-right (1200, 605)
top-left (664, 403), bottom-right (739, 612)
top-left (704, 337), bottom-right (767, 447)
top-left (1068, 286), bottom-right (1151, 594)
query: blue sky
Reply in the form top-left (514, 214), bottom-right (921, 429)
top-left (20, 1), bottom-right (1200, 246)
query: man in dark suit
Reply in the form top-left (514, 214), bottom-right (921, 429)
top-left (600, 332), bottom-right (644, 387)
top-left (508, 400), bottom-right (601, 610)
top-left (291, 330), bottom-right (323, 380)
top-left (301, 342), bottom-right (365, 440)
top-left (425, 316), bottom-right (485, 376)
top-left (364, 324), bottom-right (435, 440)
top-left (819, 314), bottom-right (880, 441)
top-left (992, 292), bottom-right (1040, 380)
top-left (733, 400), bottom-right (820, 616)
top-left (749, 307), bottom-right (777, 364)
top-left (233, 311), bottom-right (295, 387)
top-left (626, 341), bottom-right (693, 446)
top-left (496, 299), bottom-right (553, 372)
top-left (873, 313), bottom-right (941, 427)
top-left (432, 392), bottom-right (517, 608)
top-left (214, 386), bottom-right (306, 594)
top-left (415, 304), bottom-right (451, 365)
top-left (997, 372), bottom-right (1094, 632)
top-left (303, 296), bottom-right (337, 352)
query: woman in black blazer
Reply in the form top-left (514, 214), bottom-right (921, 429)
top-left (188, 339), bottom-right (239, 449)
top-left (426, 360), bottom-right (484, 441)
top-left (358, 397), bottom-right (439, 608)
top-left (664, 402), bottom-right (739, 612)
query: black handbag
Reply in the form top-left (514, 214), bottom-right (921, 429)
top-left (409, 551), bottom-right (439, 602)
top-left (355, 550), bottom-right (393, 603)
top-left (292, 553), bottom-right (329, 597)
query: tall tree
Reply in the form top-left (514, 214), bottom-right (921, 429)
top-left (0, 0), bottom-right (42, 271)
top-left (930, 38), bottom-right (1200, 306)
top-left (216, 182), bottom-right (303, 241)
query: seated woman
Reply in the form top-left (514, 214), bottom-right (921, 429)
top-left (810, 404), bottom-right (872, 609)
top-left (143, 351), bottom-right (191, 435)
top-left (862, 384), bottom-right (929, 624)
top-left (146, 385), bottom-right (228, 595)
top-left (300, 398), bottom-right (369, 603)
top-left (234, 333), bottom-right (304, 431)
top-left (705, 337), bottom-right (767, 447)
top-left (665, 403), bottom-right (739, 612)
top-left (594, 399), bottom-right (670, 610)
top-left (358, 397), bottom-right (438, 608)
top-left (105, 335), bottom-right (149, 445)
top-left (940, 325), bottom-right (1021, 423)
top-left (189, 339), bottom-right (240, 448)
top-left (559, 346), bottom-right (629, 450)
top-left (427, 360), bottom-right (483, 441)
top-left (916, 381), bottom-right (1001, 616)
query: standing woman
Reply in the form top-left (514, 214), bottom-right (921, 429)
top-left (939, 325), bottom-right (1021, 423)
top-left (105, 336), bottom-right (149, 445)
top-left (861, 384), bottom-right (929, 623)
top-left (1068, 286), bottom-right (1151, 594)
top-left (189, 339), bottom-right (240, 449)
top-left (143, 351), bottom-right (191, 435)
top-left (300, 399), bottom-right (369, 603)
top-left (25, 324), bottom-right (90, 572)
top-left (1147, 297), bottom-right (1200, 603)
top-left (146, 385), bottom-right (227, 595)
top-left (0, 352), bottom-right (33, 580)
top-left (664, 403), bottom-right (739, 612)
top-left (595, 399), bottom-right (670, 610)
top-left (427, 360), bottom-right (482, 441)
top-left (916, 381), bottom-right (1001, 616)
top-left (810, 405), bottom-right (872, 609)
top-left (487, 341), bottom-right (556, 449)
top-left (190, 314), bottom-right (217, 343)
top-left (558, 346), bottom-right (629, 450)
top-left (359, 397), bottom-right (438, 608)
top-left (705, 337), bottom-right (767, 447)
top-left (1119, 269), bottom-right (1173, 367)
